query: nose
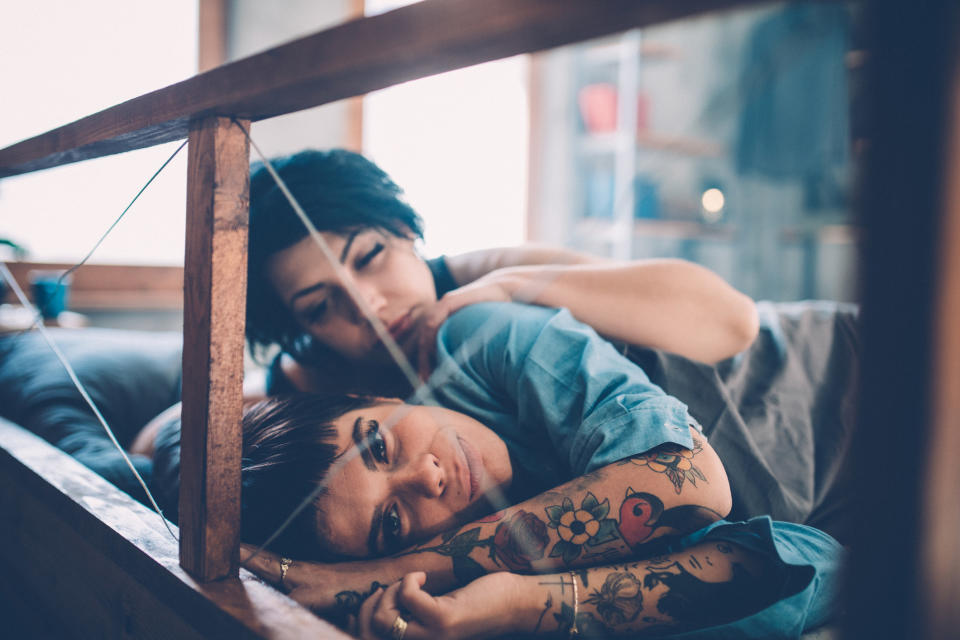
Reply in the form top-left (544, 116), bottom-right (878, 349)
top-left (396, 453), bottom-right (445, 498)
top-left (341, 276), bottom-right (387, 326)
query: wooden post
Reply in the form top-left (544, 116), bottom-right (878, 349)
top-left (922, 40), bottom-right (960, 638)
top-left (180, 116), bottom-right (250, 581)
top-left (843, 2), bottom-right (960, 638)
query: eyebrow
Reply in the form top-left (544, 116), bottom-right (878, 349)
top-left (287, 230), bottom-right (360, 307)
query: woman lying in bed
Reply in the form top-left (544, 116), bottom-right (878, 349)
top-left (148, 302), bottom-right (842, 639)
top-left (244, 148), bottom-right (758, 400)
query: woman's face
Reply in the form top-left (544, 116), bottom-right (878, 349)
top-left (267, 229), bottom-right (436, 363)
top-left (316, 401), bottom-right (513, 558)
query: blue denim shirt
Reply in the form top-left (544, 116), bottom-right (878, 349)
top-left (425, 302), bottom-right (696, 499)
top-left (663, 517), bottom-right (843, 639)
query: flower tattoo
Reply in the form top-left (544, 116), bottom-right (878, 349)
top-left (584, 571), bottom-right (644, 625)
top-left (492, 510), bottom-right (550, 571)
top-left (546, 493), bottom-right (619, 565)
top-left (625, 436), bottom-right (706, 494)
top-left (558, 508), bottom-right (601, 545)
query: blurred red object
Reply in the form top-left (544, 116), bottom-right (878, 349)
top-left (578, 83), bottom-right (618, 132)
top-left (578, 84), bottom-right (650, 133)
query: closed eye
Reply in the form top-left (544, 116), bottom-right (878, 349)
top-left (304, 300), bottom-right (328, 324)
top-left (355, 242), bottom-right (384, 269)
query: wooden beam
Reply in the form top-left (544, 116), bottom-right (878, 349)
top-left (843, 1), bottom-right (960, 638)
top-left (179, 116), bottom-right (250, 581)
top-left (0, 0), bottom-right (766, 178)
top-left (0, 418), bottom-right (347, 638)
top-left (921, 30), bottom-right (960, 638)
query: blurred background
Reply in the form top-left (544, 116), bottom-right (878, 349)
top-left (0, 0), bottom-right (861, 331)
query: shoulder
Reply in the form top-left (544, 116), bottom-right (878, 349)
top-left (439, 302), bottom-right (563, 348)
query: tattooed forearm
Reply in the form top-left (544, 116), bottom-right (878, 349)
top-left (382, 444), bottom-right (723, 590)
top-left (528, 540), bottom-right (782, 638)
top-left (395, 488), bottom-right (722, 589)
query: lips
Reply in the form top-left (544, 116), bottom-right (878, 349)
top-left (457, 435), bottom-right (482, 501)
top-left (387, 310), bottom-right (415, 342)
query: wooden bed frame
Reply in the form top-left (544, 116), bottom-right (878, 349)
top-left (0, 0), bottom-right (957, 637)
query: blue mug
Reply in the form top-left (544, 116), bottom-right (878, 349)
top-left (30, 271), bottom-right (72, 319)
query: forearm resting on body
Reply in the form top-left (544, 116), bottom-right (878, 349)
top-left (444, 248), bottom-right (758, 363)
top-left (376, 539), bottom-right (781, 639)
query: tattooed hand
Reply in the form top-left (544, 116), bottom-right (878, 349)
top-left (239, 544), bottom-right (414, 615)
top-left (355, 571), bottom-right (527, 640)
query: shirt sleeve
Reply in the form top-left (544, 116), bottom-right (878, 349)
top-left (664, 517), bottom-right (844, 639)
top-left (426, 255), bottom-right (459, 298)
top-left (435, 302), bottom-right (697, 476)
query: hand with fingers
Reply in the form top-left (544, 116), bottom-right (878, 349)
top-left (417, 277), bottom-right (513, 380)
top-left (355, 571), bottom-right (527, 640)
top-left (240, 544), bottom-right (402, 615)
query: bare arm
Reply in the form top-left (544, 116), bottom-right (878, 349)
top-left (358, 538), bottom-right (780, 639)
top-left (435, 246), bottom-right (757, 364)
top-left (243, 428), bottom-right (731, 614)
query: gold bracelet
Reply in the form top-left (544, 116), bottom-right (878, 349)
top-left (569, 571), bottom-right (579, 637)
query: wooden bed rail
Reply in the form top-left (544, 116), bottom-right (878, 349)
top-left (0, 418), bottom-right (346, 638)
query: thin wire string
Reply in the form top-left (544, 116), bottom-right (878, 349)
top-left (55, 140), bottom-right (188, 289)
top-left (237, 124), bottom-right (573, 568)
top-left (0, 139), bottom-right (188, 543)
top-left (0, 262), bottom-right (179, 542)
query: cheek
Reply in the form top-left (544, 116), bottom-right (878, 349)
top-left (383, 254), bottom-right (433, 301)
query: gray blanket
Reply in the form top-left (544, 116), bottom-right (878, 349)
top-left (626, 301), bottom-right (860, 544)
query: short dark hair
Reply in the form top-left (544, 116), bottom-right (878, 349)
top-left (245, 149), bottom-right (424, 362)
top-left (149, 393), bottom-right (379, 559)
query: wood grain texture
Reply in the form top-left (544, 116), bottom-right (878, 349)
top-left (179, 116), bottom-right (250, 581)
top-left (0, 0), bottom-right (765, 178)
top-left (0, 418), bottom-right (348, 638)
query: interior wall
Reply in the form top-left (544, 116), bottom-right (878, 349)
top-left (225, 0), bottom-right (362, 154)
